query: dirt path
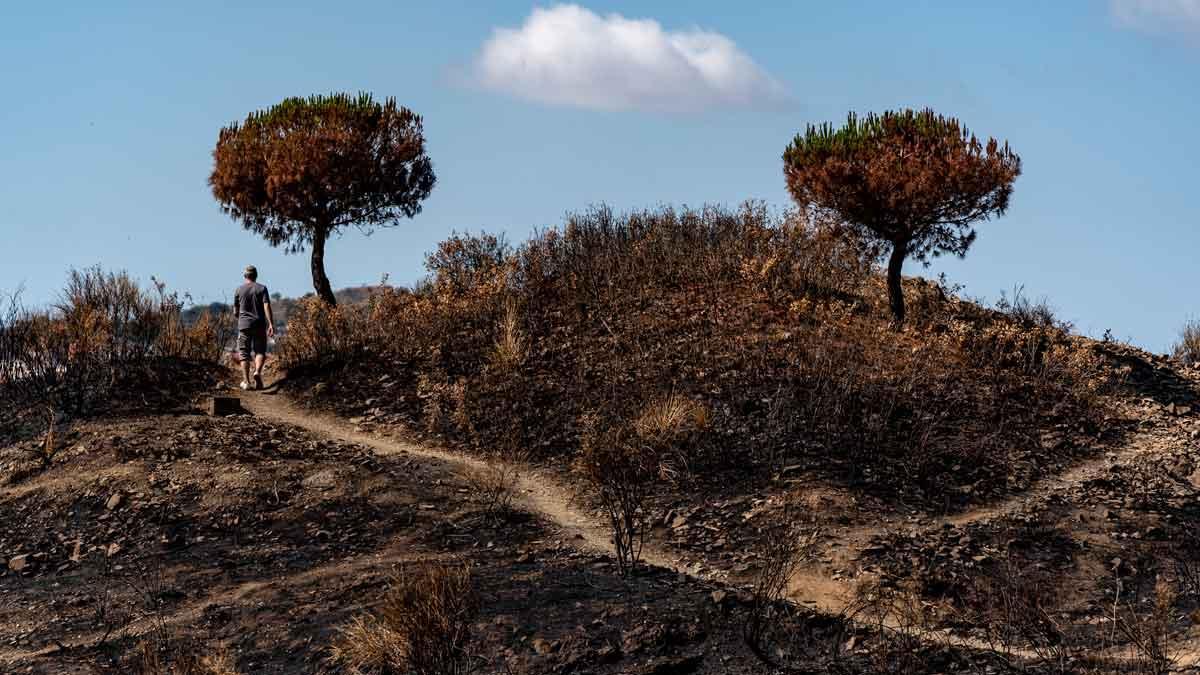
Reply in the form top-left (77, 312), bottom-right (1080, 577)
top-left (939, 429), bottom-right (1166, 528)
top-left (789, 427), bottom-right (1169, 615)
top-left (242, 387), bottom-right (1198, 666)
top-left (239, 388), bottom-right (683, 567)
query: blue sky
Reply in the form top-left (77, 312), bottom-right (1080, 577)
top-left (2, 1), bottom-right (1198, 351)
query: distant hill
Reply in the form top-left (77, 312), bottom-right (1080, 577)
top-left (182, 285), bottom-right (382, 331)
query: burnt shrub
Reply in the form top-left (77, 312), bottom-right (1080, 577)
top-left (577, 416), bottom-right (661, 575)
top-left (0, 268), bottom-right (225, 420)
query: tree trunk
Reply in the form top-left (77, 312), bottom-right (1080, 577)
top-left (310, 227), bottom-right (337, 306)
top-left (886, 241), bottom-right (907, 326)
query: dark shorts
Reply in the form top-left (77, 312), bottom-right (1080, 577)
top-left (237, 325), bottom-right (268, 361)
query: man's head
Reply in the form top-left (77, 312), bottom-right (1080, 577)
top-left (244, 265), bottom-right (258, 282)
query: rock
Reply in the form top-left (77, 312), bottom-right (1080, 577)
top-left (208, 396), bottom-right (243, 417)
top-left (531, 638), bottom-right (555, 656)
top-left (105, 494), bottom-right (123, 510)
top-left (710, 590), bottom-right (727, 605)
top-left (302, 469), bottom-right (337, 490)
top-left (8, 555), bottom-right (28, 572)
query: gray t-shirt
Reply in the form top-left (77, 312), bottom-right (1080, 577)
top-left (234, 282), bottom-right (270, 330)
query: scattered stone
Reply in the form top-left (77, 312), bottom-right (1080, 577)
top-left (105, 493), bottom-right (123, 510)
top-left (8, 555), bottom-right (28, 572)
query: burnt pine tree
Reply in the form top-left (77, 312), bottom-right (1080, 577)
top-left (210, 93), bottom-right (435, 305)
top-left (783, 109), bottom-right (1020, 324)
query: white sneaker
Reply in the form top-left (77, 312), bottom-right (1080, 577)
top-left (239, 381), bottom-right (250, 391)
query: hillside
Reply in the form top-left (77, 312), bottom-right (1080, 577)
top-left (3, 207), bottom-right (1200, 674)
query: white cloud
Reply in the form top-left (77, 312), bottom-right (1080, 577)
top-left (471, 4), bottom-right (791, 112)
top-left (1111, 0), bottom-right (1200, 33)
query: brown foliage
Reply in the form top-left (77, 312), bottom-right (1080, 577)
top-left (784, 109), bottom-right (1021, 323)
top-left (329, 561), bottom-right (478, 675)
top-left (210, 93), bottom-right (435, 305)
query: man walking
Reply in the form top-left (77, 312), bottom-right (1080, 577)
top-left (234, 265), bottom-right (274, 390)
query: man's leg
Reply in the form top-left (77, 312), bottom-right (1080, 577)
top-left (237, 330), bottom-right (252, 388)
top-left (252, 327), bottom-right (267, 389)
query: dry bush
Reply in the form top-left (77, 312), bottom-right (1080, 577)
top-left (744, 504), bottom-right (821, 658)
top-left (844, 577), bottom-right (952, 675)
top-left (577, 416), bottom-right (661, 575)
top-left (996, 284), bottom-right (1068, 331)
top-left (416, 374), bottom-right (473, 437)
top-left (0, 268), bottom-right (224, 420)
top-left (513, 202), bottom-right (873, 312)
top-left (466, 452), bottom-right (524, 522)
top-left (1172, 319), bottom-right (1200, 365)
top-left (425, 232), bottom-right (512, 297)
top-left (31, 405), bottom-right (59, 468)
top-left (329, 561), bottom-right (478, 675)
top-left (273, 295), bottom-right (372, 369)
top-left (1114, 579), bottom-right (1180, 675)
top-left (966, 560), bottom-right (1083, 673)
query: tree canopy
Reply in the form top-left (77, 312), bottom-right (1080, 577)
top-left (783, 109), bottom-right (1020, 323)
top-left (210, 92), bottom-right (435, 305)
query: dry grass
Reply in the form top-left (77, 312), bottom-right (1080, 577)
top-left (329, 561), bottom-right (478, 675)
top-left (133, 640), bottom-right (240, 675)
top-left (491, 298), bottom-right (526, 372)
top-left (632, 393), bottom-right (710, 482)
top-left (633, 392), bottom-right (704, 441)
top-left (1172, 319), bottom-right (1200, 365)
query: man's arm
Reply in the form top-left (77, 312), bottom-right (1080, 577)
top-left (264, 295), bottom-right (275, 338)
